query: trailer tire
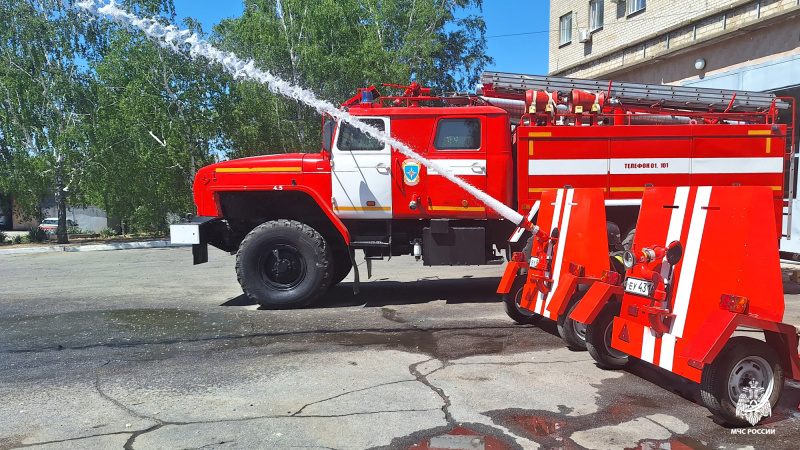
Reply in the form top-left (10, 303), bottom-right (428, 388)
top-left (503, 274), bottom-right (543, 325)
top-left (557, 293), bottom-right (588, 350)
top-left (700, 337), bottom-right (784, 427)
top-left (236, 220), bottom-right (331, 309)
top-left (586, 302), bottom-right (630, 369)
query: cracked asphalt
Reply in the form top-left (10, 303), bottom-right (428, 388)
top-left (2, 247), bottom-right (800, 449)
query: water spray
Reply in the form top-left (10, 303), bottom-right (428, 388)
top-left (76, 0), bottom-right (524, 225)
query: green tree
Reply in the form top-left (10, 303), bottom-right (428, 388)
top-left (0, 0), bottom-right (101, 243)
top-left (213, 0), bottom-right (492, 158)
top-left (87, 16), bottom-right (223, 232)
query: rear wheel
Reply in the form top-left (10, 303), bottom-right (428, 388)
top-left (700, 337), bottom-right (784, 427)
top-left (236, 220), bottom-right (331, 309)
top-left (586, 302), bottom-right (630, 369)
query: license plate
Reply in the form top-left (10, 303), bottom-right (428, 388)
top-left (530, 257), bottom-right (540, 267)
top-left (624, 277), bottom-right (653, 297)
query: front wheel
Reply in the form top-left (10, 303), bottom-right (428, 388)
top-left (586, 302), bottom-right (630, 369)
top-left (700, 337), bottom-right (784, 427)
top-left (236, 220), bottom-right (331, 309)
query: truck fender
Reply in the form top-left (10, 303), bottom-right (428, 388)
top-left (497, 261), bottom-right (527, 294)
top-left (681, 311), bottom-right (800, 380)
top-left (569, 282), bottom-right (623, 325)
top-left (278, 185), bottom-right (351, 245)
top-left (545, 273), bottom-right (580, 319)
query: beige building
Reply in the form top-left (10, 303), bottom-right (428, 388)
top-left (549, 0), bottom-right (800, 98)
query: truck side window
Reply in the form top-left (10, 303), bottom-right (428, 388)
top-left (337, 119), bottom-right (386, 151)
top-left (433, 118), bottom-right (481, 150)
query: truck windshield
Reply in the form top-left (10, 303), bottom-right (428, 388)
top-left (337, 118), bottom-right (386, 151)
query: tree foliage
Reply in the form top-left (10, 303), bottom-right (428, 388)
top-left (87, 17), bottom-right (222, 232)
top-left (213, 0), bottom-right (492, 157)
top-left (0, 0), bottom-right (101, 242)
top-left (0, 0), bottom-right (492, 233)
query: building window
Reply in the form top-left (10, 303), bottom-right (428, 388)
top-left (589, 0), bottom-right (604, 30)
top-left (628, 0), bottom-right (646, 15)
top-left (559, 12), bottom-right (573, 45)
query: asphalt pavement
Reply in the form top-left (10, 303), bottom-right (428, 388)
top-left (1, 247), bottom-right (800, 449)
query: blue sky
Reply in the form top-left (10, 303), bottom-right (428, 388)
top-left (172, 0), bottom-right (550, 77)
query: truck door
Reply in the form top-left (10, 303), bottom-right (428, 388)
top-left (426, 117), bottom-right (488, 219)
top-left (331, 117), bottom-right (392, 219)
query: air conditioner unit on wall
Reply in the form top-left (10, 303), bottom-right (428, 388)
top-left (578, 29), bottom-right (592, 43)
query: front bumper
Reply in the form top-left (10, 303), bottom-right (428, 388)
top-left (170, 216), bottom-right (222, 264)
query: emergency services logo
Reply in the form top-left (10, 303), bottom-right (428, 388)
top-left (736, 380), bottom-right (772, 426)
top-left (403, 159), bottom-right (421, 186)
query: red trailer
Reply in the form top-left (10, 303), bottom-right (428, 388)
top-left (545, 186), bottom-right (800, 426)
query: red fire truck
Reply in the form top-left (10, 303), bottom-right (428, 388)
top-left (170, 72), bottom-right (795, 310)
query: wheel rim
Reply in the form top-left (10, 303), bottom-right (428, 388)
top-left (727, 355), bottom-right (774, 411)
top-left (603, 320), bottom-right (627, 359)
top-left (259, 244), bottom-right (306, 289)
top-left (574, 320), bottom-right (587, 342)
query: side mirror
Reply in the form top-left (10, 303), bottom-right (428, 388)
top-left (666, 241), bottom-right (683, 265)
top-left (322, 120), bottom-right (336, 154)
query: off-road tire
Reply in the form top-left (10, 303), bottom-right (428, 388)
top-left (586, 302), bottom-right (631, 369)
top-left (700, 337), bottom-right (784, 427)
top-left (236, 220), bottom-right (331, 309)
top-left (558, 293), bottom-right (588, 350)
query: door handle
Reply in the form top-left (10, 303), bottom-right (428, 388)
top-left (376, 163), bottom-right (389, 173)
top-left (471, 163), bottom-right (485, 174)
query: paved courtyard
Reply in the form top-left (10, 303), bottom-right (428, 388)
top-left (1, 246), bottom-right (800, 449)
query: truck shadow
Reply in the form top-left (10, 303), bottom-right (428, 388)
top-left (321, 275), bottom-right (502, 308)
top-left (219, 275), bottom-right (504, 309)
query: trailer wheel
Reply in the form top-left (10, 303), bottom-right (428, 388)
top-left (700, 337), bottom-right (784, 427)
top-left (504, 236), bottom-right (542, 324)
top-left (586, 302), bottom-right (630, 369)
top-left (558, 293), bottom-right (587, 350)
top-left (503, 275), bottom-right (543, 325)
top-left (236, 220), bottom-right (331, 309)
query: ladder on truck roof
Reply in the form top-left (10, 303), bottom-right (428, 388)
top-left (481, 71), bottom-right (789, 114)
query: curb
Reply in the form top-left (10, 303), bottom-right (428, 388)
top-left (0, 240), bottom-right (191, 255)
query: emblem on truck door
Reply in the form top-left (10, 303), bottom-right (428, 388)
top-left (403, 159), bottom-right (421, 186)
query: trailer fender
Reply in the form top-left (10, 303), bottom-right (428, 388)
top-left (682, 311), bottom-right (800, 380)
top-left (545, 273), bottom-right (580, 318)
top-left (497, 261), bottom-right (527, 294)
top-left (570, 282), bottom-right (623, 325)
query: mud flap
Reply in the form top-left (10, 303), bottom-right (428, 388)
top-left (570, 282), bottom-right (622, 324)
top-left (349, 247), bottom-right (360, 295)
top-left (545, 273), bottom-right (580, 318)
top-left (497, 261), bottom-right (526, 294)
